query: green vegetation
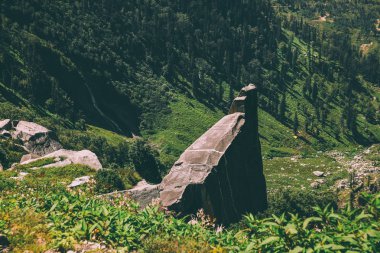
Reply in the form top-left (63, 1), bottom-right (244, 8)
top-left (145, 93), bottom-right (224, 166)
top-left (0, 180), bottom-right (379, 252)
top-left (0, 0), bottom-right (379, 251)
top-left (0, 0), bottom-right (379, 168)
top-left (264, 155), bottom-right (347, 191)
top-left (94, 169), bottom-right (126, 194)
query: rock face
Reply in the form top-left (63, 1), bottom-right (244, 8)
top-left (21, 149), bottom-right (103, 170)
top-left (127, 180), bottom-right (160, 208)
top-left (12, 121), bottom-right (62, 155)
top-left (128, 84), bottom-right (267, 224)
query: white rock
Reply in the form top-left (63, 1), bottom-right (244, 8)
top-left (68, 176), bottom-right (91, 188)
top-left (10, 172), bottom-right (29, 180)
top-left (310, 182), bottom-right (319, 189)
top-left (313, 171), bottom-right (325, 177)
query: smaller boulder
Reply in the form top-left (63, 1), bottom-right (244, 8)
top-left (313, 171), bottom-right (325, 177)
top-left (10, 172), bottom-right (29, 181)
top-left (68, 176), bottom-right (92, 188)
top-left (310, 182), bottom-right (319, 189)
top-left (0, 163), bottom-right (3, 171)
top-left (311, 179), bottom-right (326, 189)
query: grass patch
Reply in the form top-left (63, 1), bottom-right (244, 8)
top-left (86, 125), bottom-right (130, 146)
top-left (264, 154), bottom-right (347, 192)
top-left (144, 93), bottom-right (223, 167)
top-left (22, 164), bottom-right (95, 189)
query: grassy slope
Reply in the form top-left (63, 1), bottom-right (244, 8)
top-left (145, 29), bottom-right (379, 168)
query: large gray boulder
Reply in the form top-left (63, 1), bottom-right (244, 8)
top-left (127, 84), bottom-right (267, 224)
top-left (12, 121), bottom-right (62, 155)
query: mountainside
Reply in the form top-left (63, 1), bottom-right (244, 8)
top-left (1, 1), bottom-right (380, 252)
top-left (1, 0), bottom-right (379, 169)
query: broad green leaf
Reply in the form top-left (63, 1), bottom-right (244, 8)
top-left (354, 211), bottom-right (372, 222)
top-left (323, 244), bottom-right (346, 250)
top-left (303, 217), bottom-right (322, 229)
top-left (259, 236), bottom-right (280, 247)
top-left (245, 242), bottom-right (256, 252)
top-left (285, 223), bottom-right (298, 235)
top-left (290, 246), bottom-right (304, 253)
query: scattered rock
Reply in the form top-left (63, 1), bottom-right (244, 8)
top-left (336, 179), bottom-right (348, 190)
top-left (73, 241), bottom-right (107, 252)
top-left (20, 153), bottom-right (41, 163)
top-left (310, 179), bottom-right (326, 189)
top-left (21, 149), bottom-right (102, 170)
top-left (0, 164), bottom-right (3, 171)
top-left (328, 146), bottom-right (379, 190)
top-left (310, 182), bottom-right (320, 189)
top-left (10, 163), bottom-right (18, 170)
top-left (68, 176), bottom-right (92, 188)
top-left (313, 171), bottom-right (325, 177)
top-left (11, 172), bottom-right (29, 180)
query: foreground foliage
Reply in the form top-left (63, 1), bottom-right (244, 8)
top-left (0, 186), bottom-right (379, 252)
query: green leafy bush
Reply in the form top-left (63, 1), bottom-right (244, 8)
top-left (263, 188), bottom-right (338, 217)
top-left (0, 176), bottom-right (15, 191)
top-left (94, 169), bottom-right (125, 194)
top-left (129, 139), bottom-right (163, 184)
top-left (0, 190), bottom-right (379, 252)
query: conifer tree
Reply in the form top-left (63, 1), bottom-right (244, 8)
top-left (293, 111), bottom-right (299, 135)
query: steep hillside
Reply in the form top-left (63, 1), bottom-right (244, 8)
top-left (0, 0), bottom-right (379, 169)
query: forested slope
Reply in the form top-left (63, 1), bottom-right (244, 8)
top-left (0, 0), bottom-right (379, 167)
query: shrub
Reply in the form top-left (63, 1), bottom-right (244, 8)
top-left (94, 169), bottom-right (125, 194)
top-left (0, 176), bottom-right (16, 191)
top-left (0, 148), bottom-right (7, 165)
top-left (129, 139), bottom-right (162, 184)
top-left (261, 188), bottom-right (338, 217)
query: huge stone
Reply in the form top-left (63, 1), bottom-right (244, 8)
top-left (127, 84), bottom-right (267, 224)
top-left (12, 121), bottom-right (62, 155)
